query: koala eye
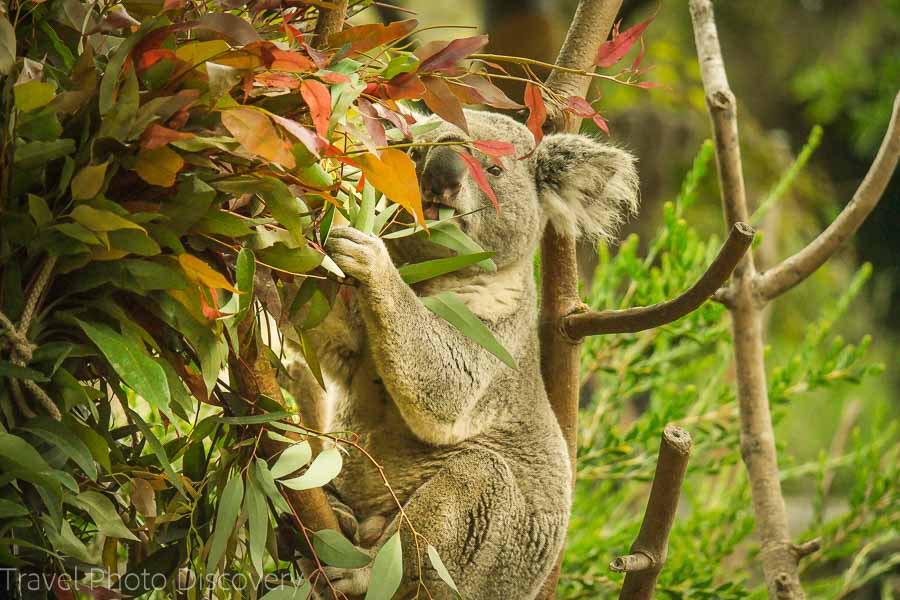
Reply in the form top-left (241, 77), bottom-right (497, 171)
top-left (486, 164), bottom-right (503, 176)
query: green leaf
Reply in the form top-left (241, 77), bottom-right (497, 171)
top-left (28, 194), bottom-right (53, 227)
top-left (14, 139), bottom-right (75, 168)
top-left (41, 515), bottom-right (96, 564)
top-left (257, 242), bottom-right (324, 274)
top-left (365, 531), bottom-right (403, 600)
top-left (0, 15), bottom-right (14, 76)
top-left (251, 458), bottom-right (290, 514)
top-left (0, 432), bottom-right (65, 492)
top-left (257, 177), bottom-right (308, 245)
top-left (70, 491), bottom-right (139, 541)
top-left (354, 181), bottom-right (377, 235)
top-left (279, 447), bottom-right (343, 491)
top-left (0, 499), bottom-right (29, 519)
top-left (313, 529), bottom-right (371, 568)
top-left (99, 24), bottom-right (149, 116)
top-left (260, 583), bottom-right (312, 600)
top-left (71, 205), bottom-right (145, 233)
top-left (236, 247), bottom-right (255, 317)
top-left (270, 441), bottom-right (312, 479)
top-left (423, 222), bottom-right (495, 271)
top-left (0, 360), bottom-right (49, 382)
top-left (14, 80), bottom-right (56, 112)
top-left (128, 410), bottom-right (186, 497)
top-left (214, 411), bottom-right (291, 425)
top-left (22, 418), bottom-right (98, 481)
top-left (427, 545), bottom-right (460, 595)
top-left (76, 320), bottom-right (172, 417)
top-left (245, 479), bottom-right (268, 576)
top-left (399, 252), bottom-right (495, 285)
top-left (206, 475), bottom-right (244, 573)
top-left (421, 292), bottom-right (515, 368)
top-left (70, 162), bottom-right (109, 201)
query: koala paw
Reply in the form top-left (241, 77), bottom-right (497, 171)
top-left (322, 565), bottom-right (372, 596)
top-left (325, 227), bottom-right (392, 285)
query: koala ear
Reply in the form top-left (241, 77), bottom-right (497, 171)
top-left (533, 134), bottom-right (639, 244)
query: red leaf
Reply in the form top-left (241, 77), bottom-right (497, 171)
top-left (318, 71), bottom-right (351, 84)
top-left (457, 74), bottom-right (523, 109)
top-left (140, 124), bottom-right (194, 150)
top-left (138, 49), bottom-right (176, 71)
top-left (200, 287), bottom-right (228, 320)
top-left (564, 95), bottom-right (597, 119)
top-left (300, 79), bottom-right (332, 138)
top-left (421, 76), bottom-right (469, 133)
top-left (328, 19), bottom-right (418, 55)
top-left (270, 49), bottom-right (314, 73)
top-left (456, 150), bottom-right (499, 214)
top-left (634, 81), bottom-right (664, 89)
top-left (51, 576), bottom-right (75, 600)
top-left (302, 42), bottom-right (331, 70)
top-left (417, 35), bottom-right (489, 74)
top-left (473, 140), bottom-right (516, 166)
top-left (384, 72), bottom-right (425, 100)
top-left (270, 113), bottom-right (325, 157)
top-left (357, 97), bottom-right (388, 149)
top-left (595, 13), bottom-right (655, 68)
top-left (631, 37), bottom-right (646, 71)
top-left (524, 82), bottom-right (547, 145)
top-left (282, 23), bottom-right (304, 45)
top-left (162, 0), bottom-right (185, 11)
top-left (254, 72), bottom-right (300, 89)
top-left (592, 114), bottom-right (610, 134)
top-left (372, 103), bottom-right (412, 139)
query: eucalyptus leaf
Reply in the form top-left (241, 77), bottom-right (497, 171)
top-left (206, 475), bottom-right (244, 573)
top-left (279, 447), bottom-right (343, 491)
top-left (421, 292), bottom-right (515, 368)
top-left (313, 529), bottom-right (371, 568)
top-left (270, 441), bottom-right (313, 479)
top-left (365, 532), bottom-right (403, 600)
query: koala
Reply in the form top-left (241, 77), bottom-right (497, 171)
top-left (286, 109), bottom-right (638, 599)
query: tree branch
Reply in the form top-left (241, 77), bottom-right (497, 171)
top-left (611, 425), bottom-right (692, 600)
top-left (756, 91), bottom-right (900, 301)
top-left (312, 0), bottom-right (349, 48)
top-left (690, 1), bottom-right (806, 597)
top-left (537, 3), bottom-right (625, 599)
top-left (564, 222), bottom-right (754, 338)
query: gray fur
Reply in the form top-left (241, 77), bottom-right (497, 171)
top-left (287, 109), bottom-right (639, 599)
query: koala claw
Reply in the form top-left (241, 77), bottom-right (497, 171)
top-left (325, 227), bottom-right (392, 285)
top-left (322, 565), bottom-right (371, 596)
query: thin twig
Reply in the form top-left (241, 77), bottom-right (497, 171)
top-left (610, 425), bottom-right (692, 600)
top-left (564, 222), bottom-right (754, 338)
top-left (756, 91), bottom-right (900, 301)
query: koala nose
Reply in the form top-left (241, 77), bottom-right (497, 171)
top-left (422, 146), bottom-right (465, 202)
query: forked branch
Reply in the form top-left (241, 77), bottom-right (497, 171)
top-left (610, 425), bottom-right (693, 600)
top-left (756, 91), bottom-right (900, 301)
top-left (563, 222), bottom-right (754, 338)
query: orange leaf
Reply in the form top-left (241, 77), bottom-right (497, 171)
top-left (138, 49), bottom-right (176, 71)
top-left (524, 83), bottom-right (547, 146)
top-left (328, 19), bottom-right (418, 55)
top-left (421, 76), bottom-right (468, 133)
top-left (178, 254), bottom-right (240, 293)
top-left (270, 49), bottom-right (314, 73)
top-left (140, 123), bottom-right (194, 150)
top-left (300, 79), bottom-right (332, 138)
top-left (456, 150), bottom-right (499, 214)
top-left (135, 146), bottom-right (183, 187)
top-left (254, 72), bottom-right (300, 89)
top-left (221, 107), bottom-right (296, 168)
top-left (355, 149), bottom-right (424, 227)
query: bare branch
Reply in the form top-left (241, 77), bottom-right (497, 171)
top-left (757, 91), bottom-right (900, 301)
top-left (690, 1), bottom-right (806, 597)
top-left (612, 425), bottom-right (692, 600)
top-left (563, 222), bottom-right (754, 338)
top-left (312, 0), bottom-right (349, 48)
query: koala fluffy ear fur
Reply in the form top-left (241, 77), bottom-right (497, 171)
top-left (533, 134), bottom-right (639, 245)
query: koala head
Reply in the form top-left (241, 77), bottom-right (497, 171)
top-left (389, 109), bottom-right (639, 269)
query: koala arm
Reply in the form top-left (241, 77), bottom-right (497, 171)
top-left (326, 227), bottom-right (517, 446)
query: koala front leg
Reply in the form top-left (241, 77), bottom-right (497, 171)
top-left (325, 227), bottom-right (516, 445)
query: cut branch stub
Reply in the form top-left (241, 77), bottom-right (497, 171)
top-left (613, 425), bottom-right (692, 600)
top-left (563, 222), bottom-right (754, 338)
